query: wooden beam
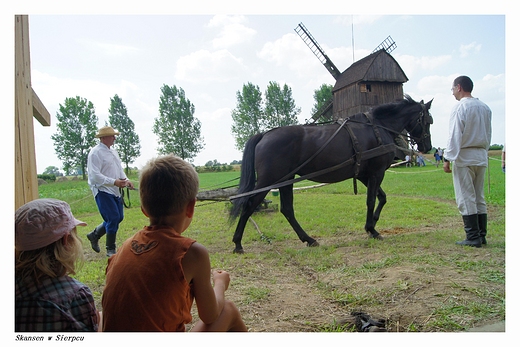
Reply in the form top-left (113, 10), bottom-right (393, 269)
top-left (32, 87), bottom-right (51, 126)
top-left (15, 15), bottom-right (41, 209)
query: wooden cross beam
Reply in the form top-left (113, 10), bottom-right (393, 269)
top-left (15, 15), bottom-right (51, 209)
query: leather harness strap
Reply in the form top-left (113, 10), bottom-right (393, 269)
top-left (343, 113), bottom-right (385, 194)
top-left (229, 115), bottom-right (396, 201)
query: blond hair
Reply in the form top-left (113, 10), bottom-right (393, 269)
top-left (139, 154), bottom-right (199, 218)
top-left (15, 227), bottom-right (84, 283)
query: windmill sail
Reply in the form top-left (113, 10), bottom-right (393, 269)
top-left (294, 22), bottom-right (341, 80)
top-left (372, 36), bottom-right (396, 54)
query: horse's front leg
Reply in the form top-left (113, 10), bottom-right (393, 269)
top-left (279, 185), bottom-right (319, 247)
top-left (372, 186), bottom-right (387, 226)
top-left (362, 176), bottom-right (384, 240)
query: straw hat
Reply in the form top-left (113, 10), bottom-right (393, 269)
top-left (15, 198), bottom-right (87, 251)
top-left (95, 126), bottom-right (120, 138)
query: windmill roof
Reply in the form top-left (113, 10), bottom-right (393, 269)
top-left (332, 50), bottom-right (408, 92)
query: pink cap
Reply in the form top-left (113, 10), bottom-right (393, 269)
top-left (15, 198), bottom-right (87, 251)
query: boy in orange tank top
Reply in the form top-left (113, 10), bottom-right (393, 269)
top-left (101, 154), bottom-right (247, 332)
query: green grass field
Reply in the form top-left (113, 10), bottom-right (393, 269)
top-left (37, 152), bottom-right (505, 332)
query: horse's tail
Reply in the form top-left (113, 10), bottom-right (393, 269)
top-left (229, 133), bottom-right (264, 222)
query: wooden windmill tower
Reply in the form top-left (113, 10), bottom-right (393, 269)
top-left (294, 22), bottom-right (408, 123)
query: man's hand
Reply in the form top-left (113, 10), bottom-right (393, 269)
top-left (115, 178), bottom-right (133, 188)
top-left (443, 160), bottom-right (452, 173)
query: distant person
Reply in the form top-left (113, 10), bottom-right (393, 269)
top-left (438, 147), bottom-right (444, 161)
top-left (15, 198), bottom-right (100, 332)
top-left (86, 126), bottom-right (134, 257)
top-left (443, 76), bottom-right (492, 247)
top-left (416, 152), bottom-right (426, 167)
top-left (501, 145), bottom-right (505, 173)
top-left (101, 154), bottom-right (247, 332)
top-left (405, 154), bottom-right (412, 167)
top-left (434, 148), bottom-right (441, 167)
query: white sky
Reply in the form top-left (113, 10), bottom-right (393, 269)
top-left (6, 2), bottom-right (509, 173)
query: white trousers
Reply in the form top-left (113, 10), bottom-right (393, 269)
top-left (452, 164), bottom-right (487, 216)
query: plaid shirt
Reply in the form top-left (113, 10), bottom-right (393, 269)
top-left (15, 275), bottom-right (98, 332)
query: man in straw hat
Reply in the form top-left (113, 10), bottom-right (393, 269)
top-left (86, 126), bottom-right (134, 257)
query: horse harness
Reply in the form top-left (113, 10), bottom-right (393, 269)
top-left (340, 113), bottom-right (395, 194)
top-left (340, 101), bottom-right (433, 182)
top-left (230, 113), bottom-right (397, 201)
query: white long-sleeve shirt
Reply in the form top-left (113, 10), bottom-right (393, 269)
top-left (87, 143), bottom-right (127, 197)
top-left (444, 97), bottom-right (492, 166)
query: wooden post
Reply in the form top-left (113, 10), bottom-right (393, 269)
top-left (15, 15), bottom-right (51, 209)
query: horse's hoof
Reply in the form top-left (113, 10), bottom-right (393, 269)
top-left (233, 248), bottom-right (245, 254)
top-left (366, 231), bottom-right (383, 240)
top-left (307, 240), bottom-right (320, 247)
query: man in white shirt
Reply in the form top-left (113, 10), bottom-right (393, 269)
top-left (86, 126), bottom-right (135, 256)
top-left (443, 76), bottom-right (492, 247)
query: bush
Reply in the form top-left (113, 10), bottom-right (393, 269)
top-left (37, 173), bottom-right (56, 182)
top-left (195, 164), bottom-right (234, 173)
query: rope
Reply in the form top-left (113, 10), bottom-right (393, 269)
top-left (199, 176), bottom-right (239, 190)
top-left (120, 187), bottom-right (132, 208)
top-left (387, 168), bottom-right (440, 174)
top-left (66, 193), bottom-right (93, 206)
top-left (195, 199), bottom-right (228, 208)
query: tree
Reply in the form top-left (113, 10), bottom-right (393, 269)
top-left (231, 82), bottom-right (302, 151)
top-left (231, 82), bottom-right (264, 151)
top-left (311, 83), bottom-right (333, 123)
top-left (43, 166), bottom-right (63, 176)
top-left (264, 81), bottom-right (300, 129)
top-left (153, 84), bottom-right (204, 161)
top-left (51, 96), bottom-right (98, 178)
top-left (108, 94), bottom-right (141, 175)
top-left (205, 159), bottom-right (221, 167)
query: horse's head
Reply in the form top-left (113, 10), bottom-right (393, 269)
top-left (405, 98), bottom-right (434, 153)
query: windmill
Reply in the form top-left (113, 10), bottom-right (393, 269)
top-left (295, 22), bottom-right (403, 123)
top-left (295, 23), bottom-right (411, 160)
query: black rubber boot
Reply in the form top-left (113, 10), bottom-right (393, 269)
top-left (106, 233), bottom-right (117, 257)
top-left (456, 214), bottom-right (482, 248)
top-left (86, 223), bottom-right (106, 253)
top-left (478, 214), bottom-right (488, 245)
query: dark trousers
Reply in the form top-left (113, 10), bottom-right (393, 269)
top-left (95, 191), bottom-right (124, 235)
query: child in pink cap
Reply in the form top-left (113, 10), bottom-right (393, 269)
top-left (15, 198), bottom-right (100, 332)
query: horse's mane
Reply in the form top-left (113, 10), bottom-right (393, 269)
top-left (371, 94), bottom-right (417, 119)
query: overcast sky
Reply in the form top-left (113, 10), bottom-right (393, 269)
top-left (8, 3), bottom-right (509, 174)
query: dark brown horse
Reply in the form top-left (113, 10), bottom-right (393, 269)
top-left (230, 95), bottom-right (433, 253)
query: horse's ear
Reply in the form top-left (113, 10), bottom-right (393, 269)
top-left (420, 100), bottom-right (424, 104)
top-left (426, 98), bottom-right (434, 108)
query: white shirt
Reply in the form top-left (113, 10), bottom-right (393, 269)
top-left (87, 143), bottom-right (127, 197)
top-left (444, 97), bottom-right (492, 166)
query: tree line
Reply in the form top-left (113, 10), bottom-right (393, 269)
top-left (48, 82), bottom-right (333, 177)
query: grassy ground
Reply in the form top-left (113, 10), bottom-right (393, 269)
top-left (37, 152), bottom-right (505, 332)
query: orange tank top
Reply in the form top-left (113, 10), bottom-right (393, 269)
top-left (102, 226), bottom-right (196, 331)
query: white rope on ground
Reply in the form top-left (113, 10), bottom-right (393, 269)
top-left (388, 155), bottom-right (498, 175)
top-left (387, 168), bottom-right (440, 174)
top-left (67, 193), bottom-right (93, 205)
